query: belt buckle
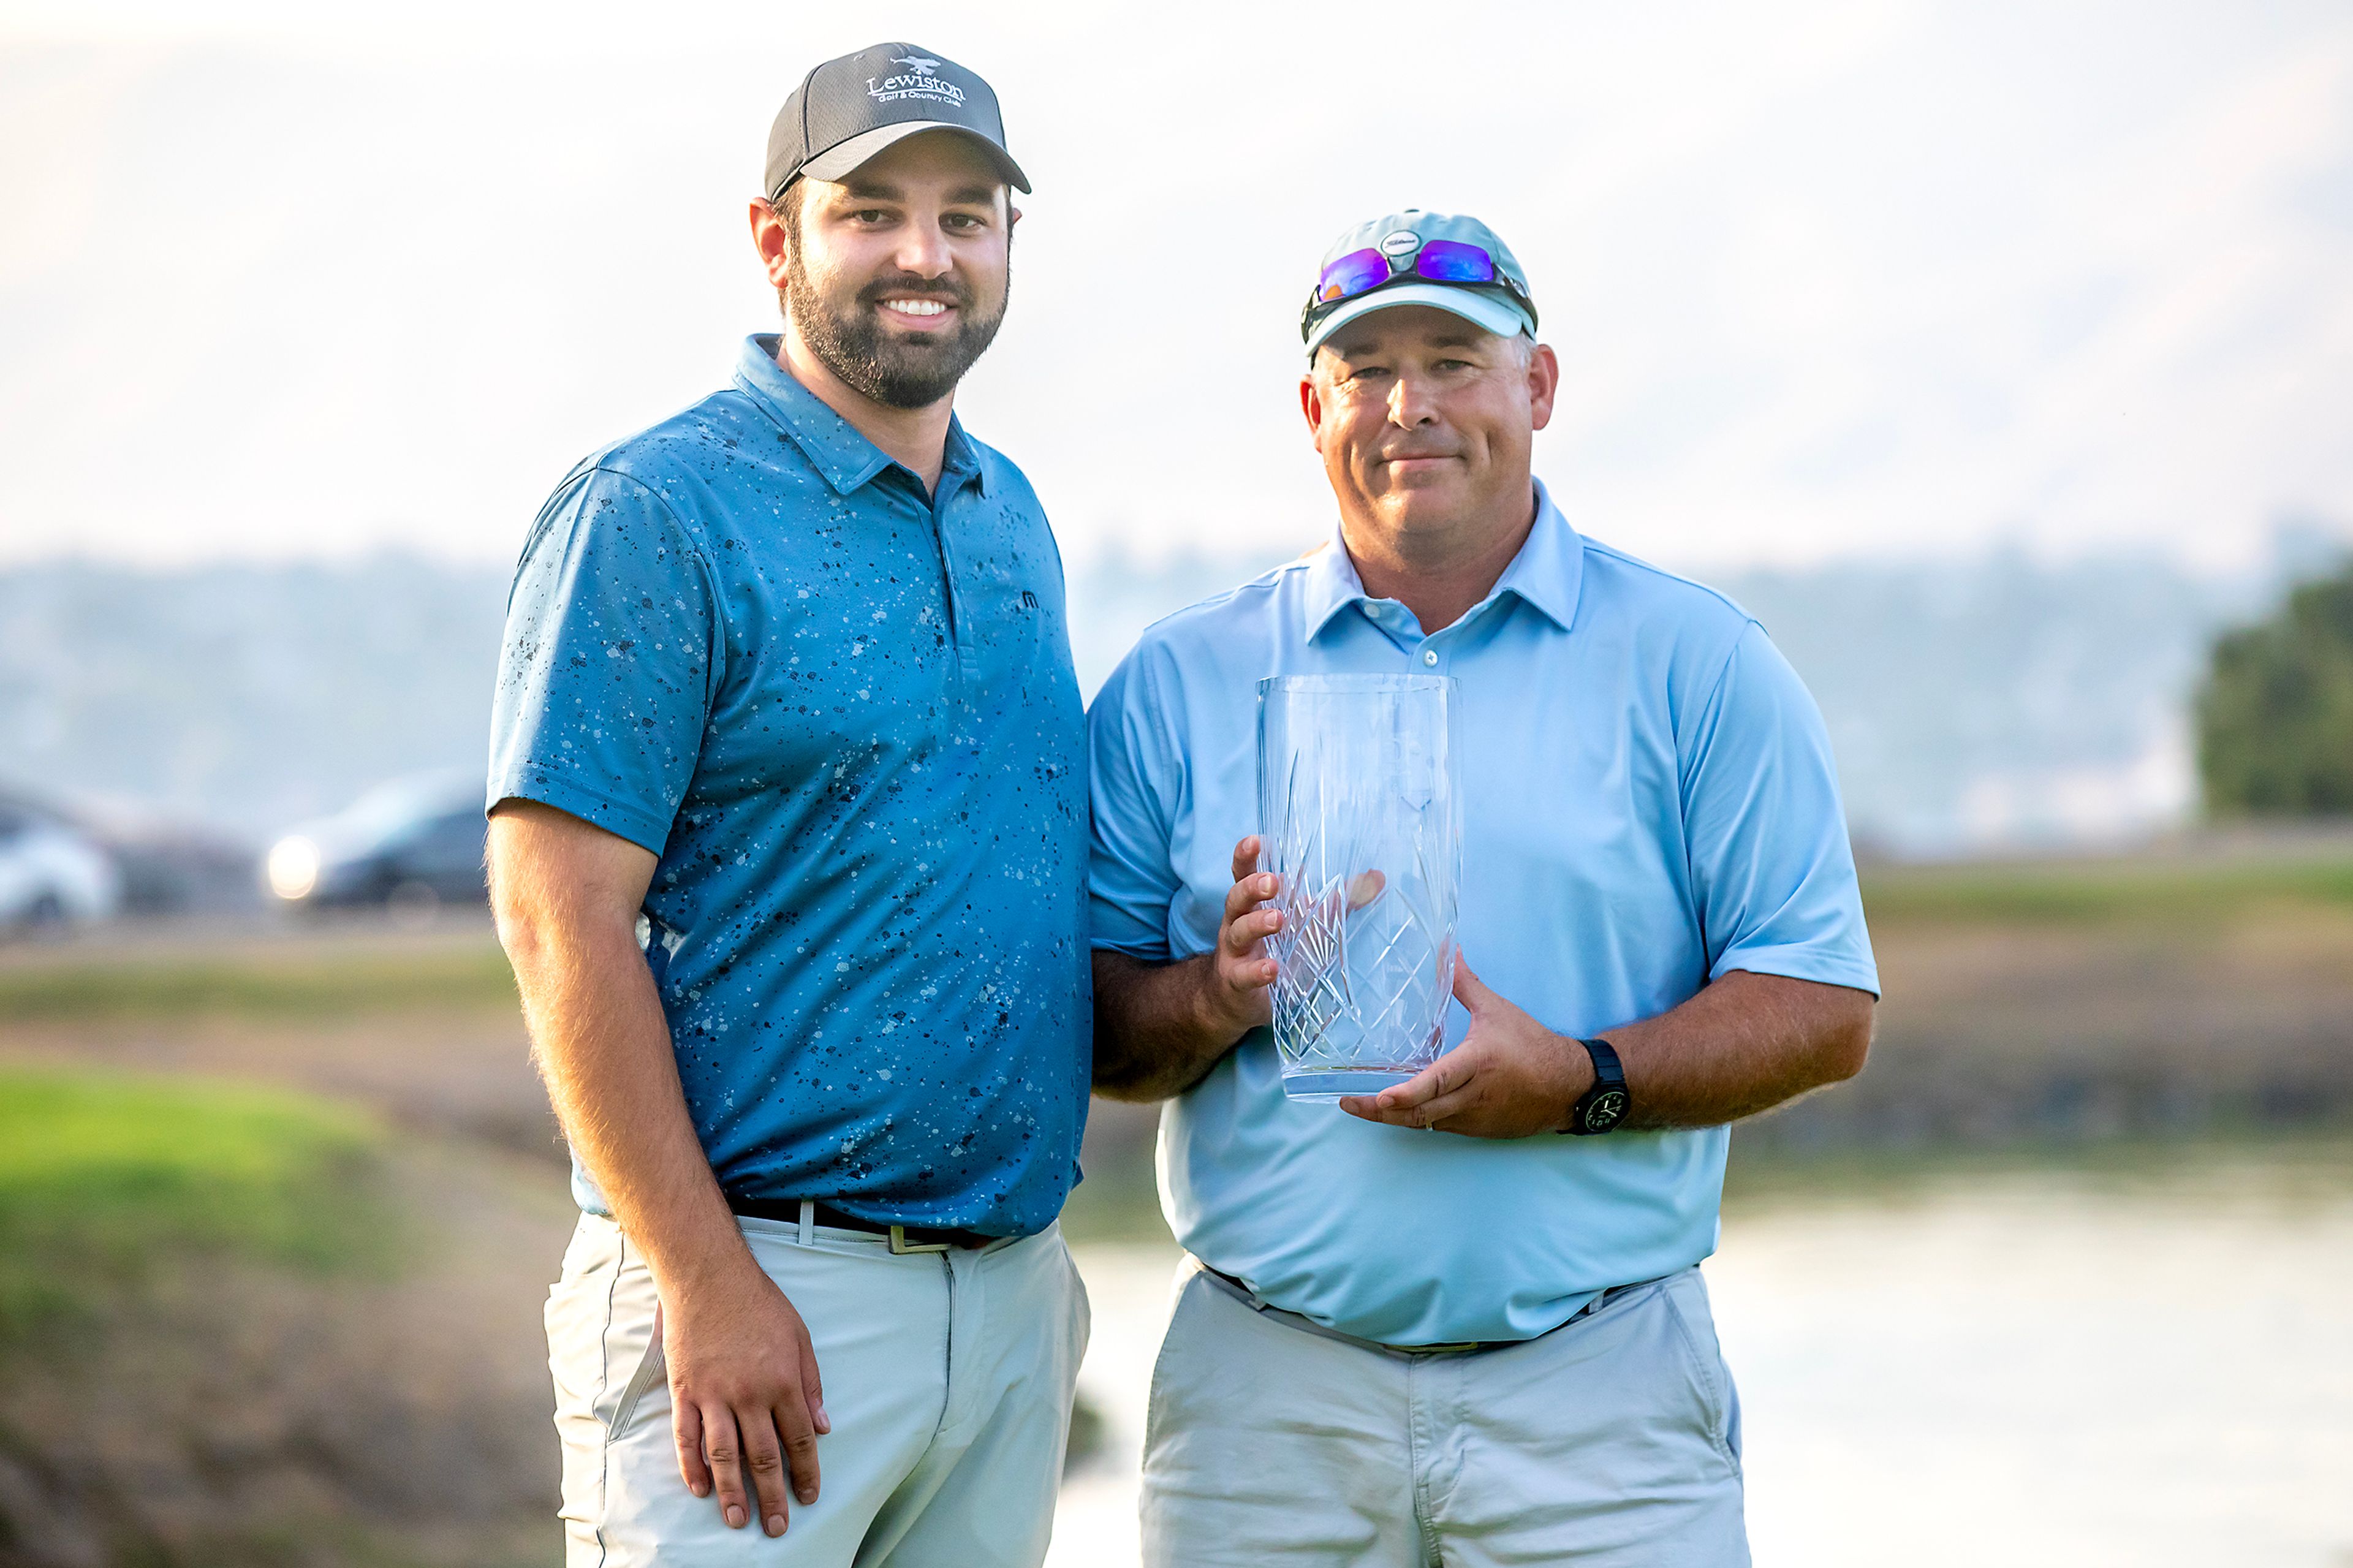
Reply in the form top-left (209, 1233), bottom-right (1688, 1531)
top-left (888, 1224), bottom-right (950, 1256)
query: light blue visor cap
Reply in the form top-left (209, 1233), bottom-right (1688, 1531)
top-left (1303, 209), bottom-right (1537, 358)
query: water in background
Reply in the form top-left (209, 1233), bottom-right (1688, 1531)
top-left (1051, 1149), bottom-right (2353, 1567)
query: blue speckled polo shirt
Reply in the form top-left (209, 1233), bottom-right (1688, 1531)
top-left (489, 335), bottom-right (1091, 1237)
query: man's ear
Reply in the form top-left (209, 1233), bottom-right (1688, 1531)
top-left (1299, 372), bottom-right (1327, 453)
top-left (1009, 205), bottom-right (1023, 230)
top-left (749, 199), bottom-right (792, 290)
top-left (1525, 341), bottom-right (1561, 433)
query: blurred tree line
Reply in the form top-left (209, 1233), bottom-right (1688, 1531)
top-left (2198, 559), bottom-right (2353, 815)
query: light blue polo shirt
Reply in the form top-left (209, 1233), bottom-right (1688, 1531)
top-left (1087, 483), bottom-right (1878, 1343)
top-left (490, 336), bottom-right (1091, 1237)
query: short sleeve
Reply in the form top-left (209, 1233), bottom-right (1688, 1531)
top-left (1680, 623), bottom-right (1880, 996)
top-left (487, 465), bottom-right (721, 856)
top-left (1086, 651), bottom-right (1184, 961)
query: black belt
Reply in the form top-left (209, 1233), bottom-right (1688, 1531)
top-left (728, 1197), bottom-right (998, 1253)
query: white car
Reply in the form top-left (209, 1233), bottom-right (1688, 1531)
top-left (0, 804), bottom-right (122, 932)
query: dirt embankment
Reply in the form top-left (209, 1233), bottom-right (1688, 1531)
top-left (0, 1128), bottom-right (573, 1568)
top-left (0, 924), bottom-right (570, 1568)
top-left (1752, 899), bottom-right (2353, 1150)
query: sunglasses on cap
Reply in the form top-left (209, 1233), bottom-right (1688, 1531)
top-left (1298, 236), bottom-right (1537, 341)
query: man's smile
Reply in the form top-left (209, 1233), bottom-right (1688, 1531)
top-left (1379, 451), bottom-right (1463, 474)
top-left (877, 297), bottom-right (958, 329)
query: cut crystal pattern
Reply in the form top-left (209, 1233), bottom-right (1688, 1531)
top-left (1258, 675), bottom-right (1459, 1099)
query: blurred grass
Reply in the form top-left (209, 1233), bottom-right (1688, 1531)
top-left (1062, 1132), bottom-right (1175, 1246)
top-left (1860, 850), bottom-right (2353, 925)
top-left (1, 848), bottom-right (2346, 1025)
top-left (0, 941), bottom-right (517, 1023)
top-left (0, 1067), bottom-right (393, 1340)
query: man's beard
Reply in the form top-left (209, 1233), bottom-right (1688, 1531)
top-left (787, 252), bottom-right (1009, 410)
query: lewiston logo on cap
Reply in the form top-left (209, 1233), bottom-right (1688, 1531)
top-left (870, 54), bottom-right (966, 107)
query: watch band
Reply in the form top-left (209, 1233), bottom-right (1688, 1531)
top-left (1565, 1036), bottom-right (1629, 1135)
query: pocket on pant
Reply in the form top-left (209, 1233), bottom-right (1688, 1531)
top-left (607, 1335), bottom-right (667, 1441)
top-left (1660, 1272), bottom-right (1741, 1475)
top-left (546, 1221), bottom-right (665, 1446)
top-left (546, 1221), bottom-right (622, 1427)
top-left (1062, 1238), bottom-right (1094, 1366)
top-left (1142, 1270), bottom-right (1213, 1460)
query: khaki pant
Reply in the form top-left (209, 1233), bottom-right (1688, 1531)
top-left (547, 1212), bottom-right (1088, 1566)
top-left (1142, 1261), bottom-right (1748, 1567)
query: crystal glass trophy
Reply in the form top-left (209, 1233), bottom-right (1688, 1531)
top-left (1257, 673), bottom-right (1460, 1100)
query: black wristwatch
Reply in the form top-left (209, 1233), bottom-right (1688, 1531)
top-left (1563, 1037), bottom-right (1629, 1135)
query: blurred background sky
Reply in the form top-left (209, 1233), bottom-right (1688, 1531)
top-left (4, 0), bottom-right (2352, 852)
top-left (6, 0), bottom-right (2351, 569)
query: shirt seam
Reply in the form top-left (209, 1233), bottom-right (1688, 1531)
top-left (1580, 536), bottom-right (1758, 623)
top-left (578, 463), bottom-right (735, 712)
top-left (1107, 649), bottom-right (1189, 961)
top-left (1711, 950), bottom-right (1882, 996)
top-left (1675, 618), bottom-right (1764, 806)
top-left (493, 774), bottom-right (675, 859)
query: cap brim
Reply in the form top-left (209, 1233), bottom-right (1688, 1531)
top-left (798, 122), bottom-right (1032, 194)
top-left (1304, 282), bottom-right (1531, 357)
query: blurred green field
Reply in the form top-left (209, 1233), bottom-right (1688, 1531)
top-left (2, 839), bottom-right (2348, 1025)
top-left (1858, 843), bottom-right (2353, 925)
top-left (0, 939), bottom-right (517, 1024)
top-left (0, 1067), bottom-right (391, 1339)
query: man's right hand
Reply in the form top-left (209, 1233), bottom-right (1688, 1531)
top-left (662, 1256), bottom-right (830, 1538)
top-left (1200, 835), bottom-right (1283, 1038)
top-left (1090, 836), bottom-right (1289, 1102)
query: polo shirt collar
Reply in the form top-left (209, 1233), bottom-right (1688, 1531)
top-left (733, 335), bottom-right (990, 499)
top-left (1301, 479), bottom-right (1586, 642)
top-left (1492, 480), bottom-right (1583, 632)
top-left (1299, 531), bottom-right (1373, 643)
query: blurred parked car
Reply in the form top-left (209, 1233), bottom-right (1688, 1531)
top-left (0, 801), bottom-right (123, 933)
top-left (264, 770), bottom-right (488, 914)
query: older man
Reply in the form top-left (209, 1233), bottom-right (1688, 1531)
top-left (1088, 211), bottom-right (1880, 1565)
top-left (488, 44), bottom-right (1088, 1567)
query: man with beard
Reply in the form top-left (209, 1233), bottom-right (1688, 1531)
top-left (486, 44), bottom-right (1089, 1567)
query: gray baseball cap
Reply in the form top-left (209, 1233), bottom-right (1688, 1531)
top-left (1302, 210), bottom-right (1537, 358)
top-left (765, 43), bottom-right (1030, 202)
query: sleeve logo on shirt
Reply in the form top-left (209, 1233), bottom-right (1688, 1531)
top-left (870, 58), bottom-right (966, 107)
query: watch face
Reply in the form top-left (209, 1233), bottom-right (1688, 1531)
top-left (1583, 1089), bottom-right (1628, 1131)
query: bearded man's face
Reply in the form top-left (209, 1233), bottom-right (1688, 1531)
top-left (778, 135), bottom-right (1012, 410)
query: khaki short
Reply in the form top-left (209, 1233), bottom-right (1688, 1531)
top-left (546, 1211), bottom-right (1088, 1567)
top-left (1142, 1261), bottom-right (1748, 1567)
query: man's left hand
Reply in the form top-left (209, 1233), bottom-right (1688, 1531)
top-left (1339, 956), bottom-right (1594, 1138)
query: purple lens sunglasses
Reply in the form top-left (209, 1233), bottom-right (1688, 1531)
top-left (1300, 234), bottom-right (1537, 341)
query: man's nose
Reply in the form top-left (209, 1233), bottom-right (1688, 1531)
top-left (1387, 373), bottom-right (1439, 426)
top-left (892, 218), bottom-right (954, 279)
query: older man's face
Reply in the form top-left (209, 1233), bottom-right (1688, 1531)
top-left (1302, 306), bottom-right (1555, 542)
